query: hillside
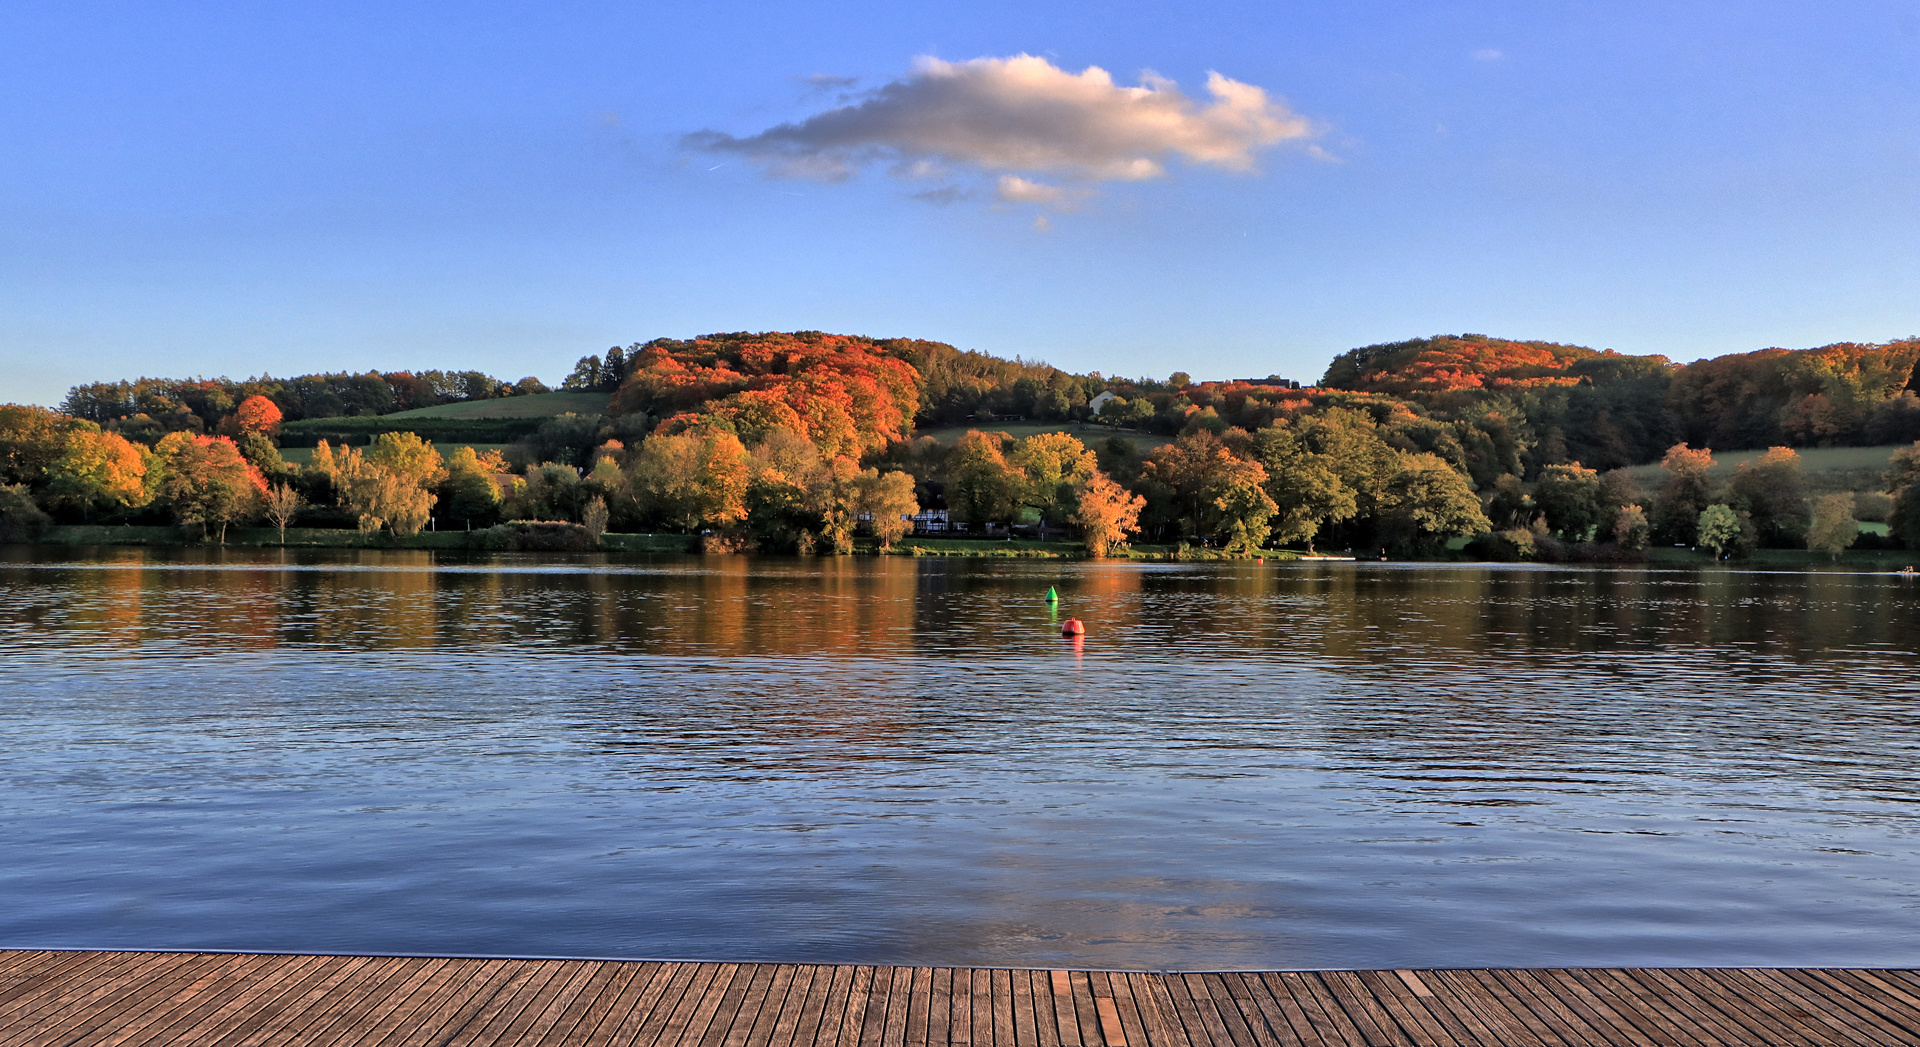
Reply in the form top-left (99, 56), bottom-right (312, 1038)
top-left (382, 392), bottom-right (609, 419)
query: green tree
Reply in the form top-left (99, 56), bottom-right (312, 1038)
top-left (440, 446), bottom-right (505, 529)
top-left (1379, 453), bottom-right (1490, 554)
top-left (1696, 503), bottom-right (1743, 558)
top-left (1729, 446), bottom-right (1808, 547)
top-left (1203, 455), bottom-right (1277, 555)
top-left (1806, 493), bottom-right (1859, 561)
top-left (1251, 425), bottom-right (1356, 552)
top-left (1653, 443), bottom-right (1715, 544)
top-left (1010, 431), bottom-right (1095, 536)
top-left (945, 430), bottom-right (1022, 528)
top-left (0, 484), bottom-right (51, 543)
top-left (1532, 463), bottom-right (1607, 540)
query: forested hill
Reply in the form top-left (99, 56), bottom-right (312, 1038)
top-left (9, 328), bottom-right (1920, 558)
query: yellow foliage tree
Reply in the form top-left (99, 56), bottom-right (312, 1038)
top-left (46, 429), bottom-right (152, 516)
top-left (1073, 470), bottom-right (1145, 556)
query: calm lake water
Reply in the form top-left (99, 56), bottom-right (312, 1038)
top-left (2, 548), bottom-right (1918, 971)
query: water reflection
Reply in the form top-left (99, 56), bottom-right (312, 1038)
top-left (1, 548), bottom-right (1918, 969)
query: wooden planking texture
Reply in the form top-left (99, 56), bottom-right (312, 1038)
top-left (2, 952), bottom-right (1918, 1047)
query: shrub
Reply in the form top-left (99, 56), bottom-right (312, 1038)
top-left (466, 520), bottom-right (599, 552)
top-left (0, 485), bottom-right (51, 543)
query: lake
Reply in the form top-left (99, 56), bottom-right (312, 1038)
top-left (2, 547), bottom-right (1918, 971)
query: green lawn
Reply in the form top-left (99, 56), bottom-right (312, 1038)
top-left (279, 443), bottom-right (508, 465)
top-left (1616, 442), bottom-right (1911, 495)
top-left (382, 392), bottom-right (609, 420)
top-left (914, 421), bottom-right (1169, 452)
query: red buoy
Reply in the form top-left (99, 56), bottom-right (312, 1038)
top-left (1061, 618), bottom-right (1085, 636)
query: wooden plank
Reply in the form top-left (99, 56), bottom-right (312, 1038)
top-left (1423, 968), bottom-right (1535, 1047)
top-left (42, 950), bottom-right (273, 1047)
top-left (5, 950), bottom-right (249, 1047)
top-left (784, 964), bottom-right (845, 1047)
top-left (924, 968), bottom-right (955, 1047)
top-left (1009, 968), bottom-right (1039, 1047)
top-left (1094, 971), bottom-right (1151, 1047)
top-left (1736, 968), bottom-right (1908, 1047)
top-left (199, 954), bottom-right (387, 1047)
top-left (1314, 970), bottom-right (1410, 1047)
top-left (0, 949), bottom-right (217, 1042)
top-left (1782, 967), bottom-right (1920, 1043)
top-left (676, 963), bottom-right (756, 1047)
top-left (15, 953), bottom-right (1920, 1047)
top-left (1048, 971), bottom-right (1080, 1047)
top-left (1117, 973), bottom-right (1178, 1047)
top-left (1480, 968), bottom-right (1624, 1047)
top-left (1514, 969), bottom-right (1661, 1047)
top-left (1349, 970), bottom-right (1463, 1047)
top-left (732, 964), bottom-right (801, 1047)
top-left (1620, 968), bottom-right (1795, 1047)
top-left (1277, 971), bottom-right (1371, 1047)
top-left (608, 961), bottom-right (704, 1047)
top-left (706, 964), bottom-right (779, 1047)
top-left (440, 959), bottom-right (579, 1047)
top-left (998, 968), bottom-right (1029, 1045)
top-left (1577, 967), bottom-right (1723, 1047)
top-left (366, 958), bottom-right (526, 1047)
top-left (1809, 968), bottom-right (1920, 1035)
top-left (245, 955), bottom-right (427, 1047)
top-left (107, 952), bottom-right (312, 1047)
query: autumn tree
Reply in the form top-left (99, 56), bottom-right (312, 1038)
top-left (850, 468), bottom-right (918, 549)
top-left (45, 429), bottom-right (152, 518)
top-left (1613, 504), bottom-right (1651, 550)
top-left (945, 430), bottom-right (1022, 528)
top-left (153, 432), bottom-right (267, 542)
top-left (1203, 454), bottom-right (1278, 555)
top-left (0, 405), bottom-right (70, 487)
top-left (1073, 471), bottom-right (1145, 556)
top-left (1652, 443), bottom-right (1715, 544)
top-left (263, 482), bottom-right (304, 542)
top-left (333, 433), bottom-right (447, 536)
top-left (228, 395), bottom-right (282, 437)
top-left (440, 445), bottom-right (506, 529)
top-left (1806, 493), bottom-right (1858, 561)
top-left (628, 429), bottom-right (751, 531)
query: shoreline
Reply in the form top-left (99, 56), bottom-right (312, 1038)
top-left (8, 524), bottom-right (1915, 569)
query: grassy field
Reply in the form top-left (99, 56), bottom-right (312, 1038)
top-left (278, 443), bottom-right (507, 465)
top-left (914, 421), bottom-right (1169, 452)
top-left (382, 392), bottom-right (610, 420)
top-left (1616, 442), bottom-right (1911, 495)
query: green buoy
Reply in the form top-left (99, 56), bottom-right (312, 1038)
top-left (1045, 586), bottom-right (1059, 603)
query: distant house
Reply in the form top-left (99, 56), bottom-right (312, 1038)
top-left (1087, 390), bottom-right (1118, 415)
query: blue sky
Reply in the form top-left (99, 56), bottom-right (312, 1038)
top-left (3, 1), bottom-right (1917, 406)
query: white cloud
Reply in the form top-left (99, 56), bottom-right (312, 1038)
top-left (1472, 48), bottom-right (1504, 62)
top-left (686, 54), bottom-right (1316, 205)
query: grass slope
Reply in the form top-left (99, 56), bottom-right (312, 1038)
top-left (915, 421), bottom-right (1169, 452)
top-left (1617, 443), bottom-right (1912, 495)
top-left (384, 392), bottom-right (610, 420)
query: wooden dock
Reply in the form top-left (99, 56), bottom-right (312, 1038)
top-left (3, 950), bottom-right (1918, 1046)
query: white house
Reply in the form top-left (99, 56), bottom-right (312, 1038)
top-left (1087, 390), bottom-right (1118, 415)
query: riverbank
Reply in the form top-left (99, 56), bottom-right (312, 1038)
top-left (20, 524), bottom-right (1914, 568)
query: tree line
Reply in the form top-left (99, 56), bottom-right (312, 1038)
top-left (6, 329), bottom-right (1920, 557)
